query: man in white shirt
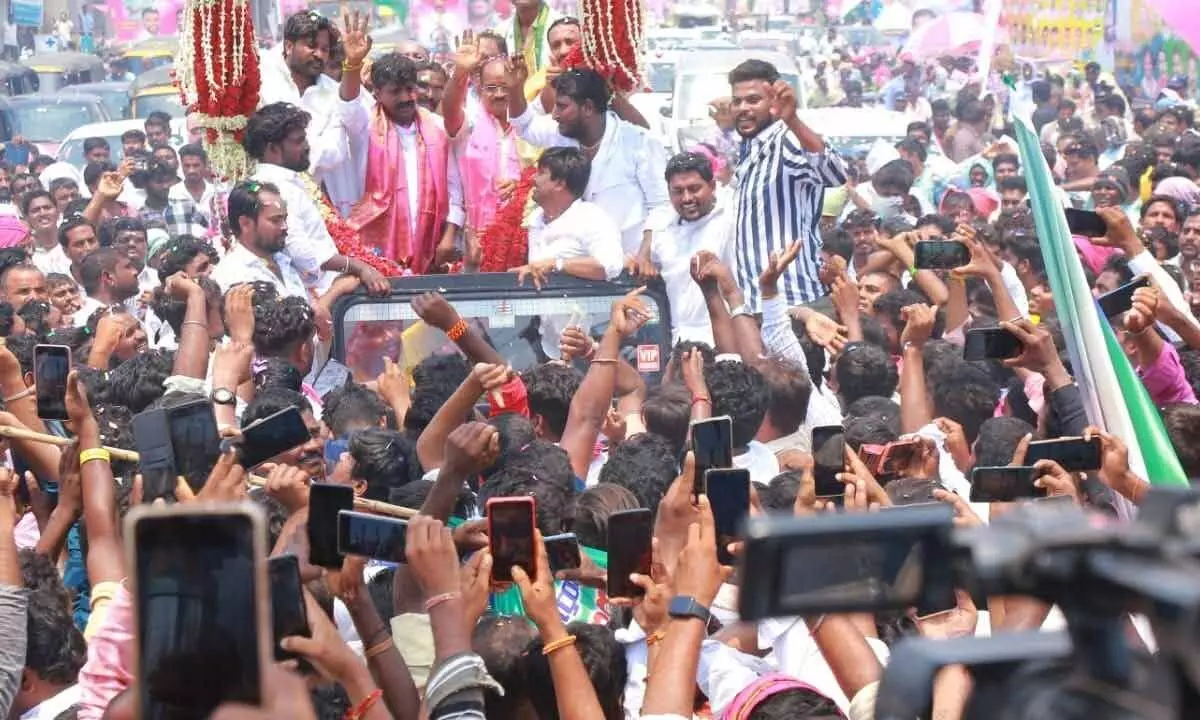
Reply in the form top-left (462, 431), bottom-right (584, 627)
top-left (210, 181), bottom-right (309, 299)
top-left (23, 191), bottom-right (70, 278)
top-left (259, 11), bottom-right (357, 216)
top-left (506, 64), bottom-right (669, 257)
top-left (74, 247), bottom-right (141, 327)
top-left (245, 103), bottom-right (389, 296)
top-left (516, 147), bottom-right (623, 358)
top-left (637, 151), bottom-right (734, 346)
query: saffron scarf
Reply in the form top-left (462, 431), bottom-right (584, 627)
top-left (514, 4), bottom-right (549, 71)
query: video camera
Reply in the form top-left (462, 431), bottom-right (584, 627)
top-left (738, 488), bottom-right (1200, 720)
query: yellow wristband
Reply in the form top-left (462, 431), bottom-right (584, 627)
top-left (79, 448), bottom-right (111, 465)
top-left (541, 634), bottom-right (577, 656)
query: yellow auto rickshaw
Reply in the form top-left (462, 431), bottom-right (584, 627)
top-left (0, 61), bottom-right (38, 96)
top-left (130, 64), bottom-right (184, 119)
top-left (121, 38), bottom-right (177, 76)
top-left (20, 51), bottom-right (105, 93)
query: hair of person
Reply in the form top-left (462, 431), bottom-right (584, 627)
top-left (707, 359), bottom-right (770, 448)
top-left (1141, 194), bottom-right (1184, 224)
top-left (520, 361), bottom-right (584, 439)
top-left (474, 29), bottom-right (508, 55)
top-left (243, 103), bottom-right (310, 161)
top-left (156, 236), bottom-right (219, 282)
top-left (178, 142), bottom-right (207, 162)
top-left (473, 615), bottom-right (538, 719)
top-left (478, 441), bottom-right (577, 535)
top-left (370, 51), bottom-right (419, 90)
top-left (537, 146), bottom-right (591, 198)
top-left (226, 180), bottom-right (282, 237)
top-left (120, 128), bottom-right (146, 144)
top-left (991, 152), bottom-right (1019, 172)
top-left (82, 161), bottom-right (115, 192)
top-left (98, 216), bottom-right (147, 249)
top-left (757, 355), bottom-right (812, 435)
top-left (415, 59), bottom-right (448, 80)
top-left (82, 136), bottom-right (110, 154)
top-left (402, 353), bottom-right (471, 436)
top-left (997, 176), bottom-right (1028, 195)
top-left (78, 246), bottom-right (127, 296)
top-left (144, 110), bottom-right (172, 130)
top-left (834, 342), bottom-right (899, 406)
top-left (641, 382), bottom-right (690, 457)
top-left (105, 349), bottom-right (175, 414)
top-left (483, 411), bottom-right (536, 478)
top-left (906, 120), bottom-right (931, 136)
top-left (18, 550), bottom-right (87, 685)
top-left (149, 275), bottom-right (221, 337)
top-left (284, 9), bottom-right (334, 43)
top-left (843, 208), bottom-right (881, 230)
top-left (241, 386), bottom-right (313, 428)
top-left (253, 356), bottom-right (304, 394)
top-left (524, 622), bottom-right (627, 720)
top-left (551, 68), bottom-right (610, 114)
top-left (568, 482), bottom-right (641, 550)
top-left (595, 433), bottom-right (678, 511)
top-left (252, 295), bottom-right (315, 357)
top-left (349, 428), bottom-right (422, 501)
top-left (930, 367), bottom-right (1000, 444)
top-left (664, 151), bottom-right (715, 184)
top-left (728, 58), bottom-right (780, 86)
top-left (322, 383), bottom-right (391, 436)
top-left (548, 15), bottom-right (581, 33)
top-left (895, 136), bottom-right (927, 163)
top-left (974, 416), bottom-right (1037, 468)
top-left (20, 188), bottom-right (53, 218)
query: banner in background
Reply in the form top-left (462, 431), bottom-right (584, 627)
top-left (11, 0), bottom-right (43, 28)
top-left (1003, 0), bottom-right (1104, 62)
top-left (1110, 0), bottom-right (1199, 101)
top-left (100, 0), bottom-right (183, 42)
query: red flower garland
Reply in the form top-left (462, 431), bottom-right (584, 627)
top-left (575, 0), bottom-right (643, 93)
top-left (318, 195), bottom-right (411, 278)
top-left (478, 166), bottom-right (536, 272)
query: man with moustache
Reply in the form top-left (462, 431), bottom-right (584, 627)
top-left (339, 13), bottom-right (453, 273)
top-left (260, 11), bottom-right (357, 216)
top-left (726, 59), bottom-right (846, 311)
top-left (245, 103), bottom-right (390, 296)
top-left (642, 151), bottom-right (735, 346)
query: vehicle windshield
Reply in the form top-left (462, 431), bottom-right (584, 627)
top-left (10, 102), bottom-right (98, 142)
top-left (675, 71), bottom-right (800, 122)
top-left (124, 55), bottom-right (172, 76)
top-left (135, 93), bottom-right (185, 119)
top-left (335, 290), bottom-right (666, 384)
top-left (647, 62), bottom-right (675, 93)
top-left (93, 90), bottom-right (131, 120)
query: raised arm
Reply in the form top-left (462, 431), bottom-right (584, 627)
top-left (66, 371), bottom-right (124, 586)
top-left (443, 31), bottom-right (482, 139)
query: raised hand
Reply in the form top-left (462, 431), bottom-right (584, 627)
top-left (340, 9), bottom-right (372, 66)
top-left (610, 286), bottom-right (651, 337)
top-left (758, 241), bottom-right (802, 294)
top-left (770, 79), bottom-right (798, 123)
top-left (505, 54), bottom-right (529, 92)
top-left (453, 30), bottom-right (483, 73)
top-left (900, 303), bottom-right (936, 349)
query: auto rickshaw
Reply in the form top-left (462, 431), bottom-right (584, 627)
top-left (121, 38), bottom-right (177, 76)
top-left (20, 52), bottom-right (105, 93)
top-left (0, 61), bottom-right (38, 96)
top-left (130, 64), bottom-right (184, 119)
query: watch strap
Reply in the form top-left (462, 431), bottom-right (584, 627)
top-left (668, 595), bottom-right (712, 624)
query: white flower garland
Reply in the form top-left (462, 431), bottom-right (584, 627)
top-left (580, 0), bottom-right (645, 89)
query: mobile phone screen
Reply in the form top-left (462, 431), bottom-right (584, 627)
top-left (239, 407), bottom-right (312, 469)
top-left (691, 416), bottom-right (733, 495)
top-left (1065, 207), bottom-right (1108, 238)
top-left (963, 327), bottom-right (1023, 361)
top-left (307, 483), bottom-right (354, 569)
top-left (133, 408), bottom-right (176, 503)
top-left (606, 508), bottom-right (653, 599)
top-left (969, 466), bottom-right (1042, 502)
top-left (267, 554), bottom-right (310, 663)
top-left (5, 144), bottom-right (29, 167)
top-left (33, 344), bottom-right (70, 420)
top-left (488, 498), bottom-right (536, 583)
top-left (1024, 437), bottom-right (1102, 472)
top-left (878, 439), bottom-right (922, 479)
top-left (1096, 275), bottom-right (1150, 318)
top-left (337, 510), bottom-right (408, 561)
top-left (544, 532), bottom-right (582, 573)
top-left (913, 240), bottom-right (970, 270)
top-left (705, 468), bottom-right (750, 564)
top-left (811, 426), bottom-right (845, 497)
top-left (134, 511), bottom-right (262, 717)
top-left (166, 399), bottom-right (222, 492)
top-left (324, 437), bottom-right (349, 476)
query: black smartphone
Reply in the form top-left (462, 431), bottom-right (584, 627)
top-left (337, 510), bottom-right (408, 562)
top-left (165, 398), bottom-right (222, 492)
top-left (739, 504), bottom-right (956, 619)
top-left (913, 240), bottom-right (970, 270)
top-left (1024, 436), bottom-right (1102, 472)
top-left (544, 532), bottom-right (582, 574)
top-left (132, 408), bottom-right (177, 503)
top-left (811, 425), bottom-right (845, 497)
top-left (267, 554), bottom-right (310, 664)
top-left (691, 416), bottom-right (733, 496)
top-left (487, 496), bottom-right (536, 583)
top-left (33, 344), bottom-right (70, 420)
top-left (1065, 207), bottom-right (1108, 238)
top-left (238, 407), bottom-right (312, 469)
top-left (969, 466), bottom-right (1043, 502)
top-left (706, 468), bottom-right (750, 565)
top-left (1096, 274), bottom-right (1151, 318)
top-left (606, 508), bottom-right (653, 599)
top-left (963, 327), bottom-right (1023, 361)
top-left (307, 483), bottom-right (354, 569)
top-left (128, 504), bottom-right (267, 718)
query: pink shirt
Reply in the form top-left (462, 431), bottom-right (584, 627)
top-left (1138, 341), bottom-right (1198, 406)
top-left (77, 584), bottom-right (134, 719)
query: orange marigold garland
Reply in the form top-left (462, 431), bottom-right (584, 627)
top-left (576, 0), bottom-right (645, 93)
top-left (478, 166), bottom-right (536, 272)
top-left (174, 0), bottom-right (260, 180)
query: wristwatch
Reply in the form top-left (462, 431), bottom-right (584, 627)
top-left (210, 388), bottom-right (237, 406)
top-left (668, 595), bottom-right (712, 624)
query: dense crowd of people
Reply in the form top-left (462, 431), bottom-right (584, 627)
top-left (0, 2), bottom-right (1196, 719)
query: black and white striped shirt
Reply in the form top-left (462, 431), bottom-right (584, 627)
top-left (732, 121), bottom-right (847, 311)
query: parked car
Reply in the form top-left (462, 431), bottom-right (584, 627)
top-left (0, 93), bottom-right (111, 156)
top-left (58, 80), bottom-right (133, 120)
top-left (120, 38), bottom-right (177, 76)
top-left (0, 61), bottom-right (39, 96)
top-left (56, 117), bottom-right (186, 167)
top-left (20, 51), bottom-right (106, 93)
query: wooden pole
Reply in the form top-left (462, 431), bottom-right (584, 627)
top-left (0, 424), bottom-right (418, 519)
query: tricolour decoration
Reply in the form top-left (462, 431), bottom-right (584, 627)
top-left (573, 0), bottom-right (646, 93)
top-left (175, 0), bottom-right (261, 180)
top-left (478, 166), bottom-right (536, 272)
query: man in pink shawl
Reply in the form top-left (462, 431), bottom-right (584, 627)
top-left (338, 13), bottom-right (451, 274)
top-left (442, 31), bottom-right (523, 270)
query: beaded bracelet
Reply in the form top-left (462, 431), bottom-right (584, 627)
top-left (446, 319), bottom-right (469, 342)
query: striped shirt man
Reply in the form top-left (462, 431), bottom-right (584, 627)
top-left (732, 119), bottom-right (847, 311)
